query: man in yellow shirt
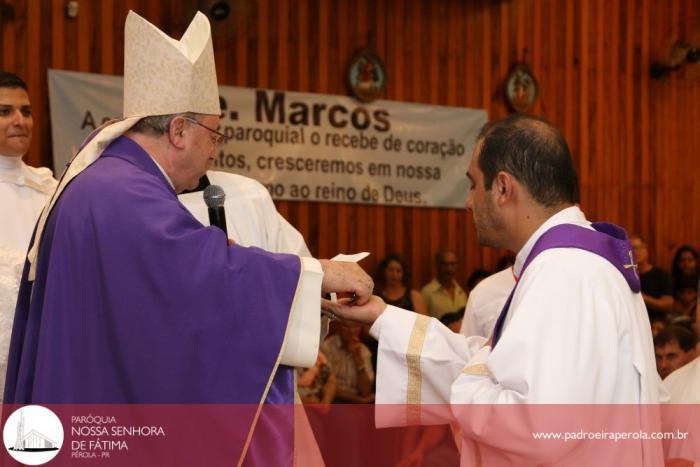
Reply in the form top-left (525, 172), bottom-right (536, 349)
top-left (421, 250), bottom-right (467, 319)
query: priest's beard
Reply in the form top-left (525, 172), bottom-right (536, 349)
top-left (473, 193), bottom-right (507, 249)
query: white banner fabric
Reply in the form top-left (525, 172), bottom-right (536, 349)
top-left (48, 69), bottom-right (487, 208)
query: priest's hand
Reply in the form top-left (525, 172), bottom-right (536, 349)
top-left (318, 259), bottom-right (374, 305)
top-left (322, 295), bottom-right (386, 324)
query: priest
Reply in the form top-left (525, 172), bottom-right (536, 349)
top-left (663, 356), bottom-right (700, 465)
top-left (330, 114), bottom-right (666, 466)
top-left (0, 72), bottom-right (56, 399)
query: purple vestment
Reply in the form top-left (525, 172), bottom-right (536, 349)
top-left (4, 136), bottom-right (300, 463)
top-left (492, 222), bottom-right (640, 347)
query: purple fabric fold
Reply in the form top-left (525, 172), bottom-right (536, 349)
top-left (492, 222), bottom-right (640, 347)
top-left (5, 135), bottom-right (299, 463)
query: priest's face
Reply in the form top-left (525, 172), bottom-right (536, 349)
top-left (0, 86), bottom-right (33, 157)
top-left (465, 145), bottom-right (506, 248)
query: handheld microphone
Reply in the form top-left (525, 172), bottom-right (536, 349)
top-left (203, 184), bottom-right (228, 237)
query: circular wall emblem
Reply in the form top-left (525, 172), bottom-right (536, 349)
top-left (347, 48), bottom-right (387, 103)
top-left (3, 405), bottom-right (64, 465)
top-left (505, 63), bottom-right (539, 113)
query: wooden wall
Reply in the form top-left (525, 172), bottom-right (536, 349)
top-left (2, 0), bottom-right (698, 289)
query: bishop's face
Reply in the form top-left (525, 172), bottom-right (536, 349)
top-left (0, 87), bottom-right (33, 157)
top-left (179, 114), bottom-right (221, 191)
top-left (465, 144), bottom-right (506, 248)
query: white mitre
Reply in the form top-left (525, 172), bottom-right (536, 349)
top-left (27, 10), bottom-right (220, 279)
top-left (124, 10), bottom-right (219, 117)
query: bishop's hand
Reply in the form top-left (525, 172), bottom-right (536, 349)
top-left (318, 259), bottom-right (374, 305)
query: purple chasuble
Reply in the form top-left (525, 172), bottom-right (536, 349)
top-left (492, 222), bottom-right (640, 347)
top-left (4, 136), bottom-right (300, 464)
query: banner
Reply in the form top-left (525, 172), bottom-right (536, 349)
top-left (3, 404), bottom-right (696, 466)
top-left (48, 69), bottom-right (487, 208)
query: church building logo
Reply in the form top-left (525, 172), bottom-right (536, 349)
top-left (3, 405), bottom-right (64, 465)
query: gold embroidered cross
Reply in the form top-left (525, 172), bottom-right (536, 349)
top-left (623, 250), bottom-right (638, 277)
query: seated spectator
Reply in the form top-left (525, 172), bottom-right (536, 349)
top-left (654, 325), bottom-right (697, 379)
top-left (440, 309), bottom-right (465, 333)
top-left (460, 267), bottom-right (516, 338)
top-left (364, 254), bottom-right (427, 380)
top-left (672, 245), bottom-right (699, 293)
top-left (631, 234), bottom-right (674, 318)
top-left (466, 268), bottom-right (491, 294)
top-left (321, 323), bottom-right (374, 403)
top-left (421, 250), bottom-right (467, 319)
top-left (672, 284), bottom-right (697, 323)
top-left (495, 253), bottom-right (516, 271)
top-left (375, 253), bottom-right (427, 314)
top-left (650, 314), bottom-right (667, 338)
top-left (297, 351), bottom-right (336, 413)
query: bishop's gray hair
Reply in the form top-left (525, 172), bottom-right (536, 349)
top-left (130, 111), bottom-right (198, 136)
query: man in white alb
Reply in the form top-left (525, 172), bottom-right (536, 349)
top-left (459, 267), bottom-right (515, 338)
top-left (329, 114), bottom-right (666, 466)
top-left (178, 170), bottom-right (310, 256)
top-left (663, 356), bottom-right (700, 466)
top-left (0, 72), bottom-right (57, 399)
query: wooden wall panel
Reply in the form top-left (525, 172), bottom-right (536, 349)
top-left (1, 0), bottom-right (698, 289)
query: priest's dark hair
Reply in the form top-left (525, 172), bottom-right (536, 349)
top-left (0, 71), bottom-right (28, 91)
top-left (476, 114), bottom-right (580, 207)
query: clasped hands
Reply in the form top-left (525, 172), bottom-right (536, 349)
top-left (318, 259), bottom-right (386, 324)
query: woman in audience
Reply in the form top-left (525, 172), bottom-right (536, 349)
top-left (362, 254), bottom-right (428, 380)
top-left (672, 245), bottom-right (699, 293)
top-left (375, 253), bottom-right (427, 314)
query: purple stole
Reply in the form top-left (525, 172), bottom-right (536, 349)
top-left (491, 222), bottom-right (641, 347)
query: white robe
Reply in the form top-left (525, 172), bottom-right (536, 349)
top-left (663, 357), bottom-right (700, 465)
top-left (0, 156), bottom-right (57, 399)
top-left (460, 267), bottom-right (515, 338)
top-left (178, 171), bottom-right (310, 256)
top-left (371, 206), bottom-right (665, 466)
top-left (178, 171), bottom-right (318, 368)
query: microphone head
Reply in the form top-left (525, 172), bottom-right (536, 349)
top-left (203, 184), bottom-right (226, 209)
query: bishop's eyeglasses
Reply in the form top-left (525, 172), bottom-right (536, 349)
top-left (183, 116), bottom-right (226, 148)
